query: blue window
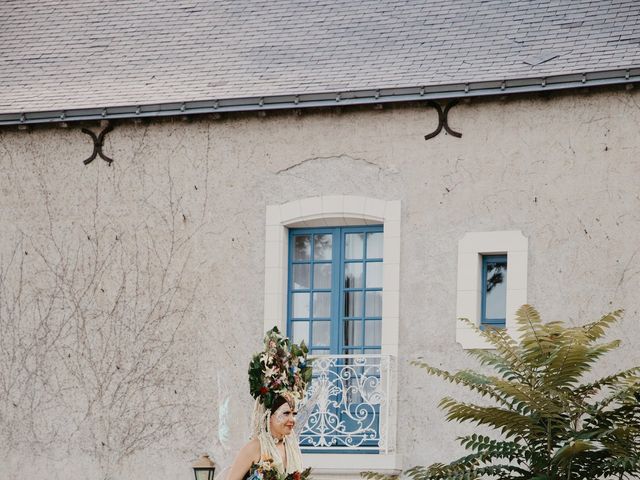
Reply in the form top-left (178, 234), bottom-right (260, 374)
top-left (481, 254), bottom-right (507, 329)
top-left (288, 225), bottom-right (383, 451)
top-left (287, 226), bottom-right (383, 355)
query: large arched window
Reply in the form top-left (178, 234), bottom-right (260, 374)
top-left (263, 196), bottom-right (402, 476)
top-left (264, 195), bottom-right (401, 357)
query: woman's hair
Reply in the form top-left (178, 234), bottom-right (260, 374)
top-left (269, 395), bottom-right (292, 414)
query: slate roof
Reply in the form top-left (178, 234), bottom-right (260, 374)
top-left (1, 0), bottom-right (640, 118)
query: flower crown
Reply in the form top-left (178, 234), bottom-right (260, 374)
top-left (248, 327), bottom-right (313, 410)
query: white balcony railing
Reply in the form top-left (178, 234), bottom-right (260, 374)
top-left (299, 354), bottom-right (395, 453)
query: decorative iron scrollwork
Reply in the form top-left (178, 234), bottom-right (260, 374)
top-left (424, 100), bottom-right (462, 140)
top-left (81, 125), bottom-right (114, 165)
top-left (299, 354), bottom-right (390, 451)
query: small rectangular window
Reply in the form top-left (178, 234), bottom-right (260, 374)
top-left (481, 254), bottom-right (507, 329)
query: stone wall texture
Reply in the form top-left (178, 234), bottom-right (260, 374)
top-left (1, 88), bottom-right (639, 479)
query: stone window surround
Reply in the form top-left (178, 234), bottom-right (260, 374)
top-left (263, 195), bottom-right (402, 477)
top-left (456, 231), bottom-right (528, 349)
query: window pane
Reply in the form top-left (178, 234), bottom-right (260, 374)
top-left (313, 263), bottom-right (332, 289)
top-left (485, 258), bottom-right (507, 320)
top-left (312, 321), bottom-right (330, 346)
top-left (344, 291), bottom-right (363, 317)
top-left (345, 233), bottom-right (364, 259)
top-left (294, 235), bottom-right (311, 261)
top-left (366, 232), bottom-right (383, 259)
top-left (343, 320), bottom-right (363, 346)
top-left (342, 348), bottom-right (363, 356)
top-left (292, 292), bottom-right (310, 318)
top-left (314, 234), bottom-right (332, 260)
top-left (291, 321), bottom-right (309, 345)
top-left (365, 262), bottom-right (383, 288)
top-left (364, 320), bottom-right (381, 346)
top-left (344, 263), bottom-right (363, 288)
top-left (313, 292), bottom-right (331, 318)
top-left (365, 291), bottom-right (382, 317)
top-left (292, 264), bottom-right (310, 290)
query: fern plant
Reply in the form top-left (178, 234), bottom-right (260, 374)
top-left (363, 304), bottom-right (640, 480)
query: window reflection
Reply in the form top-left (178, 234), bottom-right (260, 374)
top-left (291, 321), bottom-right (309, 345)
top-left (344, 291), bottom-right (363, 318)
top-left (365, 262), bottom-right (383, 289)
top-left (294, 235), bottom-right (311, 261)
top-left (483, 256), bottom-right (507, 322)
top-left (343, 320), bottom-right (363, 346)
top-left (365, 291), bottom-right (382, 317)
top-left (366, 232), bottom-right (384, 259)
top-left (313, 292), bottom-right (331, 318)
top-left (312, 321), bottom-right (330, 346)
top-left (313, 263), bottom-right (332, 289)
top-left (292, 264), bottom-right (310, 289)
top-left (314, 234), bottom-right (333, 260)
top-left (364, 320), bottom-right (381, 345)
top-left (345, 233), bottom-right (364, 259)
top-left (344, 263), bottom-right (363, 288)
top-left (292, 292), bottom-right (310, 318)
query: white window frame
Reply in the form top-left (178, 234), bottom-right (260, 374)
top-left (263, 195), bottom-right (402, 476)
top-left (456, 231), bottom-right (528, 349)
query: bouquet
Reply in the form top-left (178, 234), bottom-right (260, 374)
top-left (247, 458), bottom-right (312, 480)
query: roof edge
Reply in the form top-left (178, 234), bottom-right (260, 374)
top-left (2, 68), bottom-right (640, 126)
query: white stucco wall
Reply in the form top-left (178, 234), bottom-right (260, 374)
top-left (1, 88), bottom-right (639, 479)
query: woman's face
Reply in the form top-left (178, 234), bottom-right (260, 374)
top-left (270, 402), bottom-right (296, 438)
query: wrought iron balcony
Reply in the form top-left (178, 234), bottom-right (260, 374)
top-left (298, 353), bottom-right (395, 453)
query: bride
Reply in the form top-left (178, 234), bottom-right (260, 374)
top-left (223, 327), bottom-right (313, 480)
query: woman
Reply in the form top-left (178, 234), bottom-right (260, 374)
top-left (223, 327), bottom-right (312, 480)
top-left (225, 395), bottom-right (302, 480)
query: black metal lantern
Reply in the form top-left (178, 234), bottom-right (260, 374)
top-left (192, 454), bottom-right (216, 480)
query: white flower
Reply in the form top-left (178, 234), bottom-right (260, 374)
top-left (264, 365), bottom-right (278, 378)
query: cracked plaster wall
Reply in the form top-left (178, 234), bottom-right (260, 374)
top-left (0, 88), bottom-right (640, 479)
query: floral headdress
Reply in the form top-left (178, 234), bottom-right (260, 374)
top-left (248, 326), bottom-right (312, 410)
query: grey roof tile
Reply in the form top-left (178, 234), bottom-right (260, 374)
top-left (0, 0), bottom-right (639, 114)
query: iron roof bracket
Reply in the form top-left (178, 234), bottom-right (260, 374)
top-left (424, 100), bottom-right (462, 140)
top-left (81, 125), bottom-right (114, 165)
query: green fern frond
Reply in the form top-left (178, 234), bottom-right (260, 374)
top-left (466, 348), bottom-right (526, 382)
top-left (481, 326), bottom-right (534, 378)
top-left (406, 462), bottom-right (481, 480)
top-left (515, 304), bottom-right (545, 349)
top-left (490, 378), bottom-right (564, 415)
top-left (543, 343), bottom-right (593, 388)
top-left (439, 397), bottom-right (545, 437)
top-left (591, 375), bottom-right (640, 410)
top-left (551, 440), bottom-right (597, 466)
top-left (360, 472), bottom-right (399, 480)
top-left (582, 310), bottom-right (623, 340)
top-left (472, 463), bottom-right (531, 477)
top-left (458, 433), bottom-right (527, 461)
top-left (411, 361), bottom-right (513, 407)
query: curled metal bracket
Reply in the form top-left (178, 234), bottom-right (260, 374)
top-left (424, 100), bottom-right (462, 140)
top-left (81, 125), bottom-right (114, 165)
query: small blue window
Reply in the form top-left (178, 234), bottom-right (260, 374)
top-left (481, 254), bottom-right (507, 329)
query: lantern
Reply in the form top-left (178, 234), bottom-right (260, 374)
top-left (192, 453), bottom-right (216, 480)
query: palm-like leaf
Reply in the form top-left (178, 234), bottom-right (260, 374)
top-left (368, 305), bottom-right (640, 480)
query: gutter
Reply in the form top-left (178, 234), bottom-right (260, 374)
top-left (1, 68), bottom-right (639, 126)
